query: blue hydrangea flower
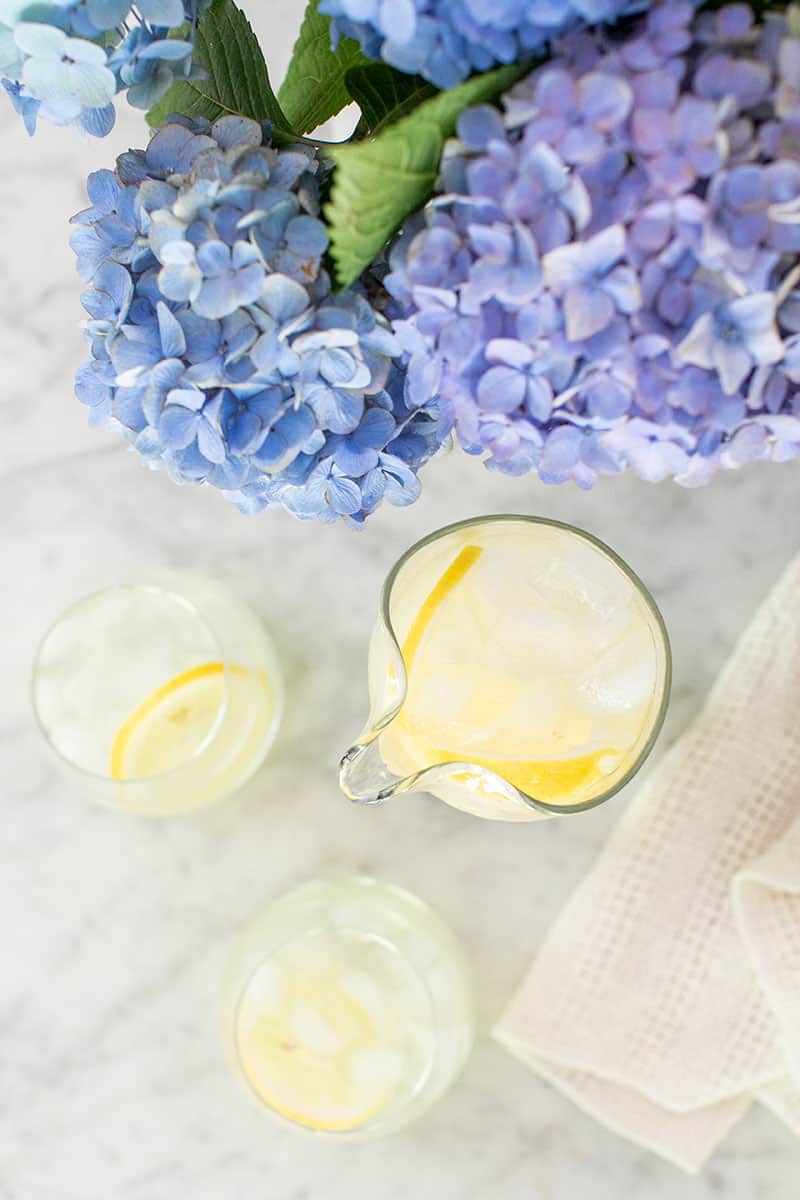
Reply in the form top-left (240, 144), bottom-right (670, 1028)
top-left (72, 115), bottom-right (442, 525)
top-left (108, 26), bottom-right (194, 109)
top-left (2, 77), bottom-right (39, 132)
top-left (159, 385), bottom-right (226, 463)
top-left (11, 20), bottom-right (116, 130)
top-left (0, 4), bottom-right (24, 76)
top-left (1, 0), bottom-right (206, 135)
top-left (385, 1), bottom-right (800, 490)
top-left (320, 0), bottom-right (647, 90)
top-left (80, 259), bottom-right (134, 339)
top-left (17, 23), bottom-right (116, 106)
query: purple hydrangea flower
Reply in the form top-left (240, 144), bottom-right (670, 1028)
top-left (478, 337), bottom-right (555, 420)
top-left (523, 68), bottom-right (633, 164)
top-left (505, 140), bottom-right (591, 250)
top-left (694, 51), bottom-right (770, 110)
top-left (632, 95), bottom-right (725, 195)
top-left (705, 161), bottom-right (800, 264)
top-left (602, 417), bottom-right (693, 480)
top-left (385, 1), bottom-right (800, 490)
top-left (543, 224), bottom-right (641, 340)
top-left (676, 292), bottom-right (783, 394)
top-left (538, 421), bottom-right (624, 488)
top-left (620, 0), bottom-right (694, 70)
top-left (776, 35), bottom-right (800, 121)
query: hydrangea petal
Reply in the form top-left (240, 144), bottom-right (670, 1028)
top-left (160, 405), bottom-right (198, 449)
top-left (137, 0), bottom-right (185, 26)
top-left (196, 415), bottom-right (226, 463)
top-left (563, 283), bottom-right (615, 340)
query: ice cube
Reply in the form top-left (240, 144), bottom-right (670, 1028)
top-left (339, 970), bottom-right (387, 1025)
top-left (559, 534), bottom-right (634, 602)
top-left (393, 521), bottom-right (652, 768)
top-left (532, 531), bottom-right (636, 632)
top-left (289, 1004), bottom-right (344, 1056)
top-left (244, 960), bottom-right (286, 1015)
top-left (350, 1049), bottom-right (405, 1094)
top-left (578, 624), bottom-right (658, 714)
top-left (493, 602), bottom-right (592, 676)
top-left (469, 525), bottom-right (552, 606)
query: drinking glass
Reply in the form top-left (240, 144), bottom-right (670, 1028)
top-left (32, 569), bottom-right (283, 816)
top-left (222, 875), bottom-right (474, 1138)
top-left (340, 515), bottom-right (671, 821)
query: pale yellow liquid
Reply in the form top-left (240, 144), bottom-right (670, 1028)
top-left (236, 929), bottom-right (434, 1133)
top-left (33, 579), bottom-right (281, 814)
top-left (380, 521), bottom-right (666, 813)
top-left (227, 878), bottom-right (474, 1137)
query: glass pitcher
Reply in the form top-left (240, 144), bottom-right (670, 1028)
top-left (339, 515), bottom-right (671, 822)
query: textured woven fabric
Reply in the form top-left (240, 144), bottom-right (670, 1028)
top-left (495, 553), bottom-right (800, 1172)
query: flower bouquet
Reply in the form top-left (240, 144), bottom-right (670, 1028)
top-left (3, 0), bottom-right (799, 523)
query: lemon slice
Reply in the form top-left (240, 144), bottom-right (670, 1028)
top-left (401, 543), bottom-right (483, 671)
top-left (390, 544), bottom-right (618, 804)
top-left (237, 942), bottom-right (406, 1132)
top-left (110, 662), bottom-right (235, 781)
top-left (418, 736), bottom-right (616, 801)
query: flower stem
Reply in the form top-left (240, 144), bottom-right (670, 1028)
top-left (776, 262), bottom-right (800, 310)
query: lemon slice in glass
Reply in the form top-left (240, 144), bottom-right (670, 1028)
top-left (236, 933), bottom-right (413, 1133)
top-left (109, 662), bottom-right (231, 780)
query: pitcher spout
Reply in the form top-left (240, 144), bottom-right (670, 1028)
top-left (338, 736), bottom-right (409, 805)
top-left (339, 732), bottom-right (551, 820)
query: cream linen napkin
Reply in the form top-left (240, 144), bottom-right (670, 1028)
top-left (494, 551), bottom-right (800, 1172)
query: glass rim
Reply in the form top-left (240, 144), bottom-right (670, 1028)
top-left (225, 875), bottom-right (468, 1139)
top-left (373, 513), bottom-right (672, 817)
top-left (231, 936), bottom-right (438, 1139)
top-left (30, 581), bottom-right (231, 787)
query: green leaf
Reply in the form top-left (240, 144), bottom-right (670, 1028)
top-left (326, 59), bottom-right (531, 289)
top-left (326, 120), bottom-right (444, 290)
top-left (147, 0), bottom-right (291, 131)
top-left (344, 63), bottom-right (434, 134)
top-left (278, 0), bottom-right (367, 135)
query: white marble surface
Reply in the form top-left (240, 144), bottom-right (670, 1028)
top-left (2, 5), bottom-right (800, 1197)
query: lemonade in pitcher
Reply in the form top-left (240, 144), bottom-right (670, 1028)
top-left (340, 517), bottom-right (670, 821)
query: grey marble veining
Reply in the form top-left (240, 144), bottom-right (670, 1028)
top-left (2, 4), bottom-right (800, 1196)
